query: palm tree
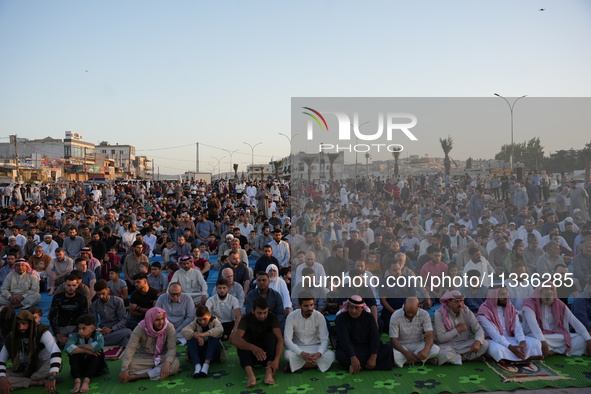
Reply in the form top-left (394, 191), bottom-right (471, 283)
top-left (392, 151), bottom-right (400, 178)
top-left (302, 155), bottom-right (316, 183)
top-left (440, 136), bottom-right (454, 176)
top-left (233, 163), bottom-right (238, 179)
top-left (327, 153), bottom-right (341, 180)
top-left (272, 160), bottom-right (283, 179)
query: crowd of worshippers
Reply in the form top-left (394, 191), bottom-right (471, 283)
top-left (0, 172), bottom-right (590, 391)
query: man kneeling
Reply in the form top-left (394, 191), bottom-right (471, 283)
top-left (284, 292), bottom-right (335, 373)
top-left (119, 307), bottom-right (180, 383)
top-left (181, 305), bottom-right (224, 378)
top-left (230, 297), bottom-right (283, 388)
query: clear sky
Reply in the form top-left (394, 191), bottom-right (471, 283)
top-left (1, 1), bottom-right (590, 175)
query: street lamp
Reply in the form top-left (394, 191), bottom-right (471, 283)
top-left (365, 153), bottom-right (371, 177)
top-left (279, 132), bottom-right (299, 179)
top-left (494, 93), bottom-right (527, 170)
top-left (222, 149), bottom-right (239, 178)
top-left (354, 121), bottom-right (370, 178)
top-left (243, 142), bottom-right (262, 178)
top-left (213, 156), bottom-right (225, 178)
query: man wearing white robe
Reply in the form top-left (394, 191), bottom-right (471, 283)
top-left (169, 256), bottom-right (208, 306)
top-left (283, 294), bottom-right (335, 373)
top-left (477, 287), bottom-right (542, 362)
top-left (523, 285), bottom-right (591, 357)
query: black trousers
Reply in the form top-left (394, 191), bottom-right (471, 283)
top-left (336, 343), bottom-right (393, 371)
top-left (69, 351), bottom-right (105, 379)
top-left (237, 332), bottom-right (277, 368)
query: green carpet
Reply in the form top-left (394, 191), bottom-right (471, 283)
top-left (19, 343), bottom-right (591, 394)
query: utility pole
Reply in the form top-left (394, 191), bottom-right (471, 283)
top-left (195, 143), bottom-right (199, 173)
top-left (158, 166), bottom-right (160, 181)
top-left (10, 135), bottom-right (20, 181)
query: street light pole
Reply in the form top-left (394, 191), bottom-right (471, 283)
top-left (243, 142), bottom-right (262, 179)
top-left (494, 93), bottom-right (527, 171)
top-left (213, 156), bottom-right (225, 179)
top-left (279, 133), bottom-right (299, 179)
top-left (353, 121), bottom-right (369, 178)
top-left (222, 149), bottom-right (239, 178)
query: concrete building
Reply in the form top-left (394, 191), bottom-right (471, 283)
top-left (95, 142), bottom-right (136, 178)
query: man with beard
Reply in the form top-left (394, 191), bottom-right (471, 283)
top-left (283, 293), bottom-right (335, 373)
top-left (477, 287), bottom-right (542, 362)
top-left (40, 234), bottom-right (59, 259)
top-left (434, 290), bottom-right (488, 365)
top-left (231, 297), bottom-right (284, 387)
top-left (335, 296), bottom-right (393, 373)
top-left (90, 280), bottom-right (131, 347)
top-left (119, 307), bottom-right (180, 383)
top-left (49, 274), bottom-right (89, 347)
top-left (0, 259), bottom-right (40, 309)
top-left (523, 285), bottom-right (591, 357)
top-left (0, 311), bottom-right (61, 392)
top-left (63, 228), bottom-right (85, 259)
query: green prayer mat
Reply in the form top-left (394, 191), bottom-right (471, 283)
top-left (19, 345), bottom-right (591, 394)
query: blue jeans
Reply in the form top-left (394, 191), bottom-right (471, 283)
top-left (187, 337), bottom-right (221, 365)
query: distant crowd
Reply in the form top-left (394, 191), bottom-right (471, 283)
top-left (0, 172), bottom-right (590, 392)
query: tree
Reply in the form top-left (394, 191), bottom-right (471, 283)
top-left (233, 163), bottom-right (238, 179)
top-left (495, 137), bottom-right (544, 169)
top-left (439, 135), bottom-right (453, 176)
top-left (465, 157), bottom-right (473, 169)
top-left (302, 155), bottom-right (316, 183)
top-left (272, 160), bottom-right (283, 179)
top-left (327, 153), bottom-right (341, 180)
top-left (392, 151), bottom-right (400, 178)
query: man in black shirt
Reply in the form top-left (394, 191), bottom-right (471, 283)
top-left (48, 274), bottom-right (88, 347)
top-left (335, 295), bottom-right (393, 373)
top-left (127, 273), bottom-right (158, 329)
top-left (230, 297), bottom-right (283, 388)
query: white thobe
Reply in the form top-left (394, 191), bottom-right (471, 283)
top-left (284, 310), bottom-right (335, 372)
top-left (170, 268), bottom-right (208, 304)
top-left (523, 303), bottom-right (591, 356)
top-left (477, 307), bottom-right (542, 362)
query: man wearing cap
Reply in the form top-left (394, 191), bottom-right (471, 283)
top-left (434, 290), bottom-right (488, 365)
top-left (0, 259), bottom-right (41, 309)
top-left (335, 295), bottom-right (393, 373)
top-left (390, 297), bottom-right (440, 368)
top-left (3, 237), bottom-right (23, 260)
top-left (38, 233), bottom-right (57, 259)
top-left (0, 310), bottom-right (62, 392)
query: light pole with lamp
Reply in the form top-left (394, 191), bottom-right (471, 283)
top-left (243, 142), bottom-right (262, 179)
top-left (222, 149), bottom-right (239, 179)
top-left (354, 121), bottom-right (370, 178)
top-left (279, 132), bottom-right (299, 179)
top-left (213, 156), bottom-right (225, 179)
top-left (365, 153), bottom-right (371, 177)
top-left (494, 93), bottom-right (527, 170)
